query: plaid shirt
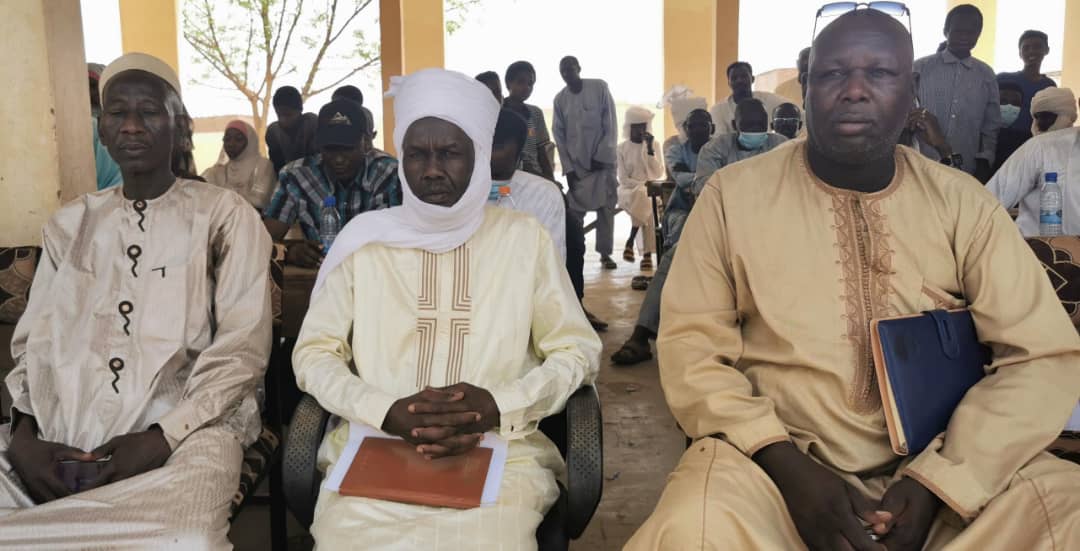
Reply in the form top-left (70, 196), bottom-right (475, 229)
top-left (263, 150), bottom-right (402, 241)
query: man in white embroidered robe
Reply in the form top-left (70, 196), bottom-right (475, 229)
top-left (292, 68), bottom-right (600, 549)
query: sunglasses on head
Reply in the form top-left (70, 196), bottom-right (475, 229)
top-left (812, 2), bottom-right (912, 39)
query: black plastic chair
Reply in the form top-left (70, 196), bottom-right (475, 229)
top-left (282, 385), bottom-right (604, 550)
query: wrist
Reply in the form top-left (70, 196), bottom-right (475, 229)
top-left (11, 413), bottom-right (37, 442)
top-left (751, 440), bottom-right (800, 475)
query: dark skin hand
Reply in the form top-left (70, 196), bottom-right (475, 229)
top-left (87, 426), bottom-right (172, 487)
top-left (286, 240), bottom-right (324, 268)
top-left (383, 384), bottom-right (500, 460)
top-left (875, 477), bottom-right (941, 550)
top-left (906, 108), bottom-right (952, 158)
top-left (754, 442), bottom-right (889, 551)
top-left (8, 414), bottom-right (93, 503)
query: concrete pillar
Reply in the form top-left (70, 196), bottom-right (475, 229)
top-left (118, 0), bottom-right (180, 75)
top-left (380, 0), bottom-right (445, 154)
top-left (714, 0), bottom-right (739, 104)
top-left (947, 0), bottom-right (996, 67)
top-left (1062, 0), bottom-right (1080, 93)
top-left (662, 0), bottom-right (716, 139)
top-left (0, 0), bottom-right (95, 246)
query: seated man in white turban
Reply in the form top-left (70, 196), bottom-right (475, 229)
top-left (292, 68), bottom-right (601, 549)
top-left (616, 106), bottom-right (665, 270)
top-left (987, 112), bottom-right (1080, 237)
top-left (1030, 87), bottom-right (1078, 136)
top-left (0, 53), bottom-right (271, 548)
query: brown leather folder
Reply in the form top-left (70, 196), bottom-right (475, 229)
top-left (339, 437), bottom-right (492, 509)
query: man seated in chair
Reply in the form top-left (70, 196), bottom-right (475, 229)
top-left (0, 53), bottom-right (272, 548)
top-left (292, 68), bottom-right (600, 549)
top-left (627, 9), bottom-right (1080, 550)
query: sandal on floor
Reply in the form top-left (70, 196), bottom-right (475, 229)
top-left (623, 247), bottom-right (636, 262)
top-left (585, 309), bottom-right (609, 332)
top-left (640, 255), bottom-right (653, 271)
top-left (611, 339), bottom-right (653, 366)
top-left (631, 275), bottom-right (652, 291)
top-left (600, 256), bottom-right (618, 270)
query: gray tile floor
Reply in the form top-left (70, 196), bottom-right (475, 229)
top-left (231, 215), bottom-right (685, 550)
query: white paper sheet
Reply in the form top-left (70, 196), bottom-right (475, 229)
top-left (1066, 403), bottom-right (1080, 432)
top-left (323, 422), bottom-right (509, 506)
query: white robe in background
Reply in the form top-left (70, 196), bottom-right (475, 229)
top-left (553, 79), bottom-right (619, 212)
top-left (293, 206), bottom-right (601, 549)
top-left (986, 127), bottom-right (1080, 237)
top-left (617, 140), bottom-right (666, 254)
top-left (492, 170), bottom-right (567, 260)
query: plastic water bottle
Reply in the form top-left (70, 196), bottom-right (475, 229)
top-left (1040, 172), bottom-right (1063, 237)
top-left (496, 185), bottom-right (517, 209)
top-left (319, 195), bottom-right (342, 252)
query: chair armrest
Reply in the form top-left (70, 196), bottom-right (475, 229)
top-left (283, 394), bottom-right (330, 528)
top-left (564, 385), bottom-right (602, 539)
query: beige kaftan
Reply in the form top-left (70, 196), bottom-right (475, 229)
top-left (292, 206), bottom-right (601, 550)
top-left (0, 180), bottom-right (272, 549)
top-left (627, 141), bottom-right (1080, 549)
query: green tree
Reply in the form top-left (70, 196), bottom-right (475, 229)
top-left (183, 0), bottom-right (380, 147)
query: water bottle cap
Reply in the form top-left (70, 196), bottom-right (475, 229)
top-left (1045, 172), bottom-right (1058, 183)
top-left (323, 196), bottom-right (337, 207)
top-left (498, 186), bottom-right (511, 197)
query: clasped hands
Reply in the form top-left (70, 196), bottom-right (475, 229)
top-left (9, 415), bottom-right (172, 504)
top-left (381, 383), bottom-right (501, 460)
top-left (755, 442), bottom-right (941, 551)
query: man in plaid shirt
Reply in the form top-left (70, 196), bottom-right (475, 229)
top-left (263, 99), bottom-right (402, 267)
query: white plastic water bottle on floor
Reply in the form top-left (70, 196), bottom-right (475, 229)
top-left (1040, 172), bottom-right (1063, 237)
top-left (496, 185), bottom-right (517, 209)
top-left (320, 195), bottom-right (342, 253)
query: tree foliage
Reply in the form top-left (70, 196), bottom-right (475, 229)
top-left (183, 0), bottom-right (379, 146)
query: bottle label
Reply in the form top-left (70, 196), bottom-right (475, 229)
top-left (1040, 211), bottom-right (1063, 225)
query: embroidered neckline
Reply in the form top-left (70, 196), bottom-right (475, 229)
top-left (798, 142), bottom-right (905, 201)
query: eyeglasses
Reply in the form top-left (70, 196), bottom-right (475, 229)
top-left (812, 2), bottom-right (912, 39)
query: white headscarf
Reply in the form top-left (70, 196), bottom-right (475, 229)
top-left (623, 106), bottom-right (655, 139)
top-left (313, 68), bottom-right (501, 295)
top-left (204, 120), bottom-right (275, 208)
top-left (668, 96), bottom-right (708, 142)
top-left (1030, 87), bottom-right (1078, 135)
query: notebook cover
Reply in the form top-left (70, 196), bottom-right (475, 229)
top-left (870, 309), bottom-right (991, 456)
top-left (338, 437), bottom-right (492, 509)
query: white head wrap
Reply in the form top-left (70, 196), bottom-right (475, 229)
top-left (623, 105), bottom-right (655, 139)
top-left (313, 68), bottom-right (501, 294)
top-left (1031, 87), bottom-right (1078, 135)
top-left (668, 96), bottom-right (708, 142)
top-left (99, 52), bottom-right (182, 102)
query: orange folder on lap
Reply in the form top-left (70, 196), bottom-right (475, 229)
top-left (338, 437), bottom-right (493, 509)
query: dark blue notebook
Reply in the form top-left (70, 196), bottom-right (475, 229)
top-left (870, 309), bottom-right (992, 455)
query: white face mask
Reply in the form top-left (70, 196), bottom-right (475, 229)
top-left (737, 132), bottom-right (769, 149)
top-left (1000, 104), bottom-right (1021, 127)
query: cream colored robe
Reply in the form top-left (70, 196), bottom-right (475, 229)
top-left (292, 206), bottom-right (601, 550)
top-left (627, 141), bottom-right (1080, 550)
top-left (0, 181), bottom-right (272, 549)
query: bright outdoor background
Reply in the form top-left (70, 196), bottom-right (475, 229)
top-left (80, 0), bottom-right (1066, 174)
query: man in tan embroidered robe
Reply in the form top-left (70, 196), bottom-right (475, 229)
top-left (628, 10), bottom-right (1080, 551)
top-left (0, 53), bottom-right (271, 549)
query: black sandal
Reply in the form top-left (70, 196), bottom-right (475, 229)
top-left (611, 339), bottom-right (653, 365)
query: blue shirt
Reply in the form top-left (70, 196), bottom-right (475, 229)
top-left (92, 117), bottom-right (122, 190)
top-left (996, 71), bottom-right (1057, 133)
top-left (263, 150), bottom-right (402, 241)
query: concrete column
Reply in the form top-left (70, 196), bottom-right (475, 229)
top-left (714, 0), bottom-right (739, 104)
top-left (1062, 0), bottom-right (1080, 93)
top-left (0, 0), bottom-right (94, 246)
top-left (118, 0), bottom-right (180, 75)
top-left (380, 0), bottom-right (445, 154)
top-left (947, 0), bottom-right (996, 67)
top-left (662, 0), bottom-right (716, 139)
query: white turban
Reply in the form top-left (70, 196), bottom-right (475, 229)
top-left (623, 105), bottom-right (655, 139)
top-left (99, 52), bottom-right (182, 101)
top-left (314, 68), bottom-right (501, 295)
top-left (668, 96), bottom-right (708, 141)
top-left (1030, 87), bottom-right (1078, 135)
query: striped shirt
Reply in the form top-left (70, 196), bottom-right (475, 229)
top-left (914, 50), bottom-right (1001, 174)
top-left (263, 150), bottom-right (401, 241)
top-left (520, 104), bottom-right (551, 177)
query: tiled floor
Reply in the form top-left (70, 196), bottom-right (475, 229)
top-left (231, 214), bottom-right (685, 550)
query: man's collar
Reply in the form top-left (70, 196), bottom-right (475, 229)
top-left (941, 49), bottom-right (973, 68)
